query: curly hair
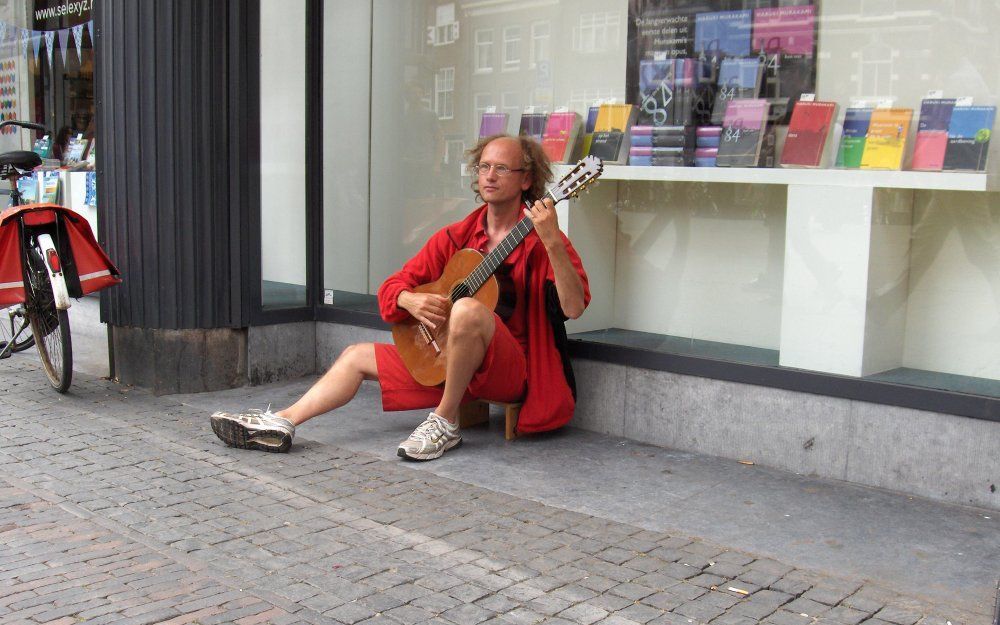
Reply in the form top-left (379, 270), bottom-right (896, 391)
top-left (467, 134), bottom-right (553, 204)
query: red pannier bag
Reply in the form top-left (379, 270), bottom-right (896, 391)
top-left (0, 203), bottom-right (121, 306)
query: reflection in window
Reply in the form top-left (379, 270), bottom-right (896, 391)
top-left (473, 92), bottom-right (493, 122)
top-left (503, 26), bottom-right (520, 70)
top-left (568, 87), bottom-right (620, 113)
top-left (573, 12), bottom-right (620, 54)
top-left (475, 29), bottom-right (494, 73)
top-left (531, 21), bottom-right (550, 68)
top-left (434, 67), bottom-right (454, 119)
top-left (502, 91), bottom-right (520, 120)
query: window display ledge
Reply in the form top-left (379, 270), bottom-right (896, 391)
top-left (559, 164), bottom-right (993, 192)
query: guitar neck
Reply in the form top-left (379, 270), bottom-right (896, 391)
top-left (460, 189), bottom-right (558, 299)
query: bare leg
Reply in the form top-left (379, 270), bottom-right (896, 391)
top-left (275, 343), bottom-right (379, 426)
top-left (434, 299), bottom-right (495, 423)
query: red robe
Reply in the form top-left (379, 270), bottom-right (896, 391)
top-left (377, 204), bottom-right (590, 434)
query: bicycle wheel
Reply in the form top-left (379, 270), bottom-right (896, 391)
top-left (0, 303), bottom-right (35, 353)
top-left (23, 246), bottom-right (72, 392)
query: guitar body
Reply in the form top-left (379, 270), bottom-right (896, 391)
top-left (391, 248), bottom-right (498, 387)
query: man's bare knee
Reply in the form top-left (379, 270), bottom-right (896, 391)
top-left (336, 343), bottom-right (379, 381)
top-left (449, 298), bottom-right (495, 343)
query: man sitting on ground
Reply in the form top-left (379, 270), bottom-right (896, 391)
top-left (210, 135), bottom-right (589, 460)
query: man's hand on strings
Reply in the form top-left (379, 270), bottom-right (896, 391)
top-left (398, 291), bottom-right (450, 330)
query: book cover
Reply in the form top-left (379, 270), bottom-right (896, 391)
top-left (752, 5), bottom-right (816, 56)
top-left (541, 111), bottom-right (581, 163)
top-left (712, 57), bottom-right (763, 125)
top-left (943, 105), bottom-right (996, 172)
top-left (911, 98), bottom-right (956, 171)
top-left (694, 10), bottom-right (752, 58)
top-left (638, 59), bottom-right (675, 127)
top-left (518, 113), bottom-right (548, 143)
top-left (860, 108), bottom-right (913, 170)
top-left (780, 100), bottom-right (837, 167)
top-left (590, 103), bottom-right (638, 164)
top-left (479, 112), bottom-right (509, 138)
top-left (581, 105), bottom-right (600, 157)
top-left (716, 99), bottom-right (769, 167)
top-left (629, 155), bottom-right (689, 167)
top-left (835, 108), bottom-right (872, 168)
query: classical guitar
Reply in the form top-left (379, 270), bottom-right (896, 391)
top-left (391, 155), bottom-right (604, 386)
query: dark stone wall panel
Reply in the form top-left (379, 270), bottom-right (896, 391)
top-left (94, 0), bottom-right (257, 330)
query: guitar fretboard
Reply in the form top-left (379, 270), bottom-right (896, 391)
top-left (453, 190), bottom-right (556, 301)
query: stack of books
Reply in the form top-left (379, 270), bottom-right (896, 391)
top-left (541, 111), bottom-right (581, 163)
top-left (479, 112), bottom-right (509, 139)
top-left (628, 126), bottom-right (695, 166)
top-left (780, 100), bottom-right (837, 168)
top-left (695, 126), bottom-right (721, 167)
top-left (942, 105), bottom-right (996, 172)
top-left (717, 99), bottom-right (772, 167)
top-left (859, 108), bottom-right (913, 170)
top-left (834, 107), bottom-right (872, 168)
top-left (518, 112), bottom-right (548, 143)
top-left (911, 99), bottom-right (956, 171)
top-left (587, 103), bottom-right (638, 165)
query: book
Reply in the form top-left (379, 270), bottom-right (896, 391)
top-left (860, 108), bottom-right (912, 170)
top-left (518, 113), bottom-right (548, 143)
top-left (780, 100), bottom-right (837, 167)
top-left (629, 155), bottom-right (689, 167)
top-left (716, 99), bottom-right (769, 167)
top-left (630, 125), bottom-right (694, 148)
top-left (752, 5), bottom-right (816, 56)
top-left (942, 105), bottom-right (996, 172)
top-left (712, 57), bottom-right (763, 125)
top-left (589, 103), bottom-right (637, 164)
top-left (694, 10), bottom-right (752, 58)
top-left (911, 98), bottom-right (956, 171)
top-left (540, 111), bottom-right (581, 163)
top-left (835, 107), bottom-right (872, 168)
top-left (479, 112), bottom-right (509, 138)
top-left (580, 106), bottom-right (600, 157)
top-left (638, 59), bottom-right (675, 127)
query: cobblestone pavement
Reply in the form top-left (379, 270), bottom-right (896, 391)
top-left (0, 358), bottom-right (990, 625)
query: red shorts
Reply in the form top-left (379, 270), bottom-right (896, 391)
top-left (374, 313), bottom-right (527, 411)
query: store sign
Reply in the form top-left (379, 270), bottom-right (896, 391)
top-left (33, 0), bottom-right (93, 30)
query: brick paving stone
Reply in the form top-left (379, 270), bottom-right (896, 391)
top-left (0, 359), bottom-right (984, 625)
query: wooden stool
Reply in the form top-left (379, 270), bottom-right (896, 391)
top-left (458, 400), bottom-right (522, 440)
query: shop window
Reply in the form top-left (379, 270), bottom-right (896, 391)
top-left (501, 91), bottom-right (519, 120)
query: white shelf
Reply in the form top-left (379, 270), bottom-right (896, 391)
top-left (559, 164), bottom-right (994, 192)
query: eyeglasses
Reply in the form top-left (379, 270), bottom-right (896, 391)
top-left (472, 163), bottom-right (526, 177)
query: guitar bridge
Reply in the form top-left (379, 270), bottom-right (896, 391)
top-left (418, 323), bottom-right (441, 354)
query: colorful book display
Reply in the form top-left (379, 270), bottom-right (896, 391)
top-left (911, 98), bottom-right (956, 171)
top-left (780, 100), bottom-right (837, 168)
top-left (694, 9), bottom-right (752, 58)
top-left (942, 105), bottom-right (996, 172)
top-left (541, 112), bottom-right (581, 163)
top-left (712, 57), bottom-right (763, 125)
top-left (628, 126), bottom-right (694, 166)
top-left (518, 112), bottom-right (548, 143)
top-left (859, 108), bottom-right (912, 170)
top-left (716, 99), bottom-right (770, 167)
top-left (834, 107), bottom-right (872, 169)
top-left (695, 127), bottom-right (721, 166)
top-left (478, 112), bottom-right (509, 139)
top-left (588, 103), bottom-right (637, 165)
top-left (580, 106), bottom-right (600, 158)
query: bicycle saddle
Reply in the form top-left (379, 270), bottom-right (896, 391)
top-left (0, 150), bottom-right (42, 176)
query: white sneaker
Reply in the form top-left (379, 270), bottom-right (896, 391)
top-left (397, 413), bottom-right (462, 461)
top-left (210, 407), bottom-right (295, 453)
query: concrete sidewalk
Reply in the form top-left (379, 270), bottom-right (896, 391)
top-left (1, 353), bottom-right (996, 625)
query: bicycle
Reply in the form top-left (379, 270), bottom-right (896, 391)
top-left (0, 120), bottom-right (74, 391)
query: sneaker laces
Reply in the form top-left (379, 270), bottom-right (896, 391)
top-left (410, 415), bottom-right (448, 441)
